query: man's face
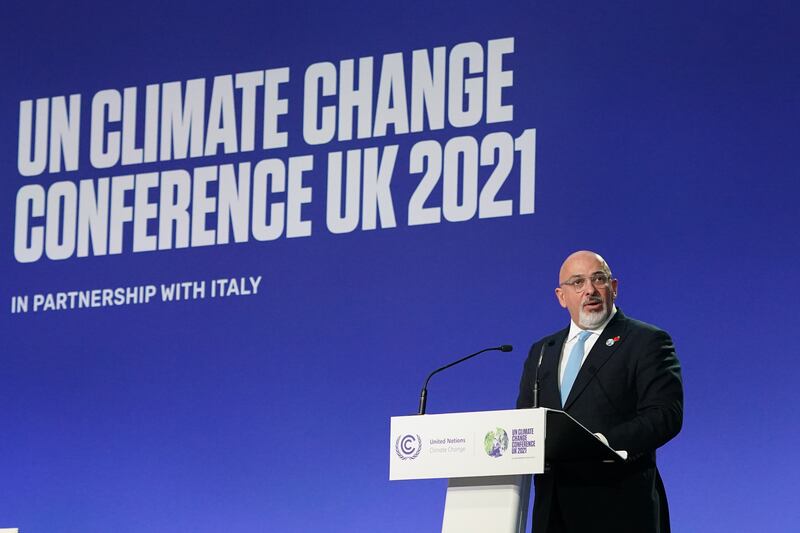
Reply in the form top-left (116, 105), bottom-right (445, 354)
top-left (555, 252), bottom-right (618, 329)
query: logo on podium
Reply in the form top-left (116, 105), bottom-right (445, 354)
top-left (395, 434), bottom-right (422, 460)
top-left (484, 427), bottom-right (509, 458)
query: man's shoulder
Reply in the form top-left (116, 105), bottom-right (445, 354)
top-left (612, 310), bottom-right (673, 344)
top-left (530, 327), bottom-right (569, 351)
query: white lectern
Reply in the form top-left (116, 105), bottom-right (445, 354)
top-left (389, 408), bottom-right (624, 533)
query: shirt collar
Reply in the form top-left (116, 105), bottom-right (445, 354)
top-left (567, 305), bottom-right (617, 342)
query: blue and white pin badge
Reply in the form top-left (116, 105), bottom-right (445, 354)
top-left (605, 336), bottom-right (621, 346)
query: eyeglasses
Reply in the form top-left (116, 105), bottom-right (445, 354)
top-left (560, 273), bottom-right (612, 293)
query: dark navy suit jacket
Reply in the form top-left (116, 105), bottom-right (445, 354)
top-left (517, 309), bottom-right (683, 533)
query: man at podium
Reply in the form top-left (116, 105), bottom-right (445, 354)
top-left (517, 251), bottom-right (683, 533)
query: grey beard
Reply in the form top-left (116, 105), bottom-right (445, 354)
top-left (579, 304), bottom-right (609, 329)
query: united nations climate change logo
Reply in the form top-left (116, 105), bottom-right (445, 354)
top-left (484, 427), bottom-right (509, 458)
top-left (395, 434), bottom-right (422, 460)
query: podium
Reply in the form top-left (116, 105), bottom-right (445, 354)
top-left (389, 408), bottom-right (625, 533)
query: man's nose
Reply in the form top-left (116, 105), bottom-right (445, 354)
top-left (584, 281), bottom-right (600, 296)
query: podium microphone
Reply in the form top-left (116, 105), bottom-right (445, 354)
top-left (418, 344), bottom-right (513, 415)
top-left (533, 340), bottom-right (555, 408)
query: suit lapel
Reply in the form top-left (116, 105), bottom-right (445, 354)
top-left (563, 310), bottom-right (630, 410)
top-left (540, 329), bottom-right (568, 409)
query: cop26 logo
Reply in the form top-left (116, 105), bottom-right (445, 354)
top-left (484, 428), bottom-right (509, 458)
top-left (395, 434), bottom-right (422, 460)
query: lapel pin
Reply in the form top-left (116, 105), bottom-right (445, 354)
top-left (605, 336), bottom-right (621, 346)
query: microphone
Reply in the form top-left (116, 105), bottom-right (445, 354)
top-left (418, 345), bottom-right (513, 415)
top-left (533, 340), bottom-right (555, 408)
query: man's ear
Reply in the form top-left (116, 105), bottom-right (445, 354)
top-left (555, 287), bottom-right (567, 308)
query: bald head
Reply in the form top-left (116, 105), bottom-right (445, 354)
top-left (555, 250), bottom-right (618, 328)
top-left (558, 250), bottom-right (612, 284)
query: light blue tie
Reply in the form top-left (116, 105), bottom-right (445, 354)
top-left (561, 330), bottom-right (591, 406)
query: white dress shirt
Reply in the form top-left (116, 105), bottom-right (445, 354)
top-left (558, 305), bottom-right (618, 386)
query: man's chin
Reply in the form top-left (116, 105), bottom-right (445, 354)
top-left (579, 308), bottom-right (608, 329)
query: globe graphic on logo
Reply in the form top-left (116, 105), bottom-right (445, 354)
top-left (484, 428), bottom-right (509, 458)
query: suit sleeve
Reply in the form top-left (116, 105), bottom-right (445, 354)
top-left (605, 329), bottom-right (683, 455)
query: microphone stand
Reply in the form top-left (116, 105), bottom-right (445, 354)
top-left (418, 345), bottom-right (512, 415)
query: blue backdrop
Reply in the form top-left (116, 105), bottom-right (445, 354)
top-left (2, 1), bottom-right (798, 532)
